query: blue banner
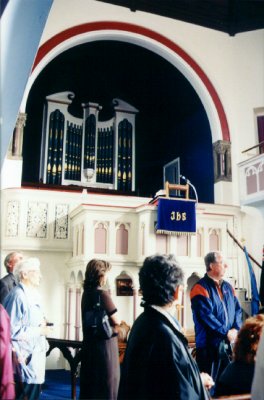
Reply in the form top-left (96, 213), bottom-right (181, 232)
top-left (156, 198), bottom-right (196, 234)
top-left (260, 246), bottom-right (264, 307)
top-left (244, 246), bottom-right (260, 316)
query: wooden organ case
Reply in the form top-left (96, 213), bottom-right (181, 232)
top-left (40, 92), bottom-right (138, 191)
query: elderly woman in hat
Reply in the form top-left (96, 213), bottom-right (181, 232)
top-left (3, 258), bottom-right (52, 400)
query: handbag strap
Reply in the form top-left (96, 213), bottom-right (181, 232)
top-left (93, 290), bottom-right (102, 309)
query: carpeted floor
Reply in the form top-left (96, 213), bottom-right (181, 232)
top-left (40, 369), bottom-right (80, 400)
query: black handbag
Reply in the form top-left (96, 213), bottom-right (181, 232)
top-left (84, 292), bottom-right (114, 340)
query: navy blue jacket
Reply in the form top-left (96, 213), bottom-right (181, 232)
top-left (118, 306), bottom-right (209, 400)
top-left (190, 274), bottom-right (242, 349)
top-left (0, 272), bottom-right (17, 304)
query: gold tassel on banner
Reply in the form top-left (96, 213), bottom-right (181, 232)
top-left (156, 229), bottom-right (195, 236)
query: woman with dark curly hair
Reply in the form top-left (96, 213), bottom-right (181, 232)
top-left (79, 259), bottom-right (123, 400)
top-left (118, 254), bottom-right (213, 400)
top-left (214, 314), bottom-right (264, 397)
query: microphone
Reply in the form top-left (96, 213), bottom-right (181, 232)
top-left (180, 174), bottom-right (190, 184)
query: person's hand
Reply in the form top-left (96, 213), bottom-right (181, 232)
top-left (200, 372), bottom-right (214, 390)
top-left (120, 320), bottom-right (130, 333)
top-left (227, 328), bottom-right (238, 344)
top-left (115, 321), bottom-right (130, 341)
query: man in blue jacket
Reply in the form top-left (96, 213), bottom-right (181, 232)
top-left (190, 251), bottom-right (242, 393)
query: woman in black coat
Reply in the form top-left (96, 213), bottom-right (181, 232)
top-left (79, 259), bottom-right (121, 400)
top-left (118, 254), bottom-right (213, 400)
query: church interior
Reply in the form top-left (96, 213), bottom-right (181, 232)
top-left (1, 0), bottom-right (264, 380)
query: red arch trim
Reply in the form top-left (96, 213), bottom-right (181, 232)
top-left (33, 21), bottom-right (230, 141)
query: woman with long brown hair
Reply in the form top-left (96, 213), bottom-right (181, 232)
top-left (214, 314), bottom-right (264, 397)
top-left (79, 259), bottom-right (121, 400)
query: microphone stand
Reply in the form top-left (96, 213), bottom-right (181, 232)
top-left (180, 175), bottom-right (198, 203)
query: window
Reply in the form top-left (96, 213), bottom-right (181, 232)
top-left (209, 229), bottom-right (220, 251)
top-left (176, 235), bottom-right (188, 256)
top-left (94, 223), bottom-right (107, 254)
top-left (116, 224), bottom-right (128, 255)
top-left (156, 234), bottom-right (168, 254)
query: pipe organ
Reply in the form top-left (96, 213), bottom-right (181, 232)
top-left (40, 92), bottom-right (138, 190)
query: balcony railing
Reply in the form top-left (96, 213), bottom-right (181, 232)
top-left (242, 140), bottom-right (264, 155)
top-left (238, 143), bottom-right (264, 207)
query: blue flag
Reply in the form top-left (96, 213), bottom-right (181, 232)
top-left (244, 246), bottom-right (259, 315)
top-left (259, 245), bottom-right (264, 307)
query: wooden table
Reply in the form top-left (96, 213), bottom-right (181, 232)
top-left (46, 338), bottom-right (127, 400)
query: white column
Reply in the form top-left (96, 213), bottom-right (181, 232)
top-left (65, 285), bottom-right (73, 340)
top-left (75, 286), bottom-right (81, 340)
